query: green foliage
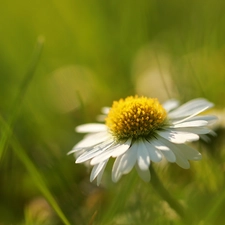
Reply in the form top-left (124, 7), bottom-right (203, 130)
top-left (1, 0), bottom-right (225, 224)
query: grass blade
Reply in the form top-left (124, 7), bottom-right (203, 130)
top-left (0, 36), bottom-right (44, 160)
top-left (0, 114), bottom-right (71, 225)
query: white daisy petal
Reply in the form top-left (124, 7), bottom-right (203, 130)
top-left (135, 164), bottom-right (151, 182)
top-left (150, 138), bottom-right (170, 150)
top-left (96, 160), bottom-right (108, 186)
top-left (157, 136), bottom-right (191, 169)
top-left (76, 139), bottom-right (114, 163)
top-left (90, 147), bottom-right (115, 165)
top-left (136, 139), bottom-right (151, 171)
top-left (101, 107), bottom-right (111, 114)
top-left (111, 138), bottom-right (132, 157)
top-left (150, 138), bottom-right (176, 162)
top-left (90, 149), bottom-right (113, 165)
top-left (171, 120), bottom-right (208, 128)
top-left (174, 154), bottom-right (190, 169)
top-left (76, 123), bottom-right (107, 133)
top-left (199, 134), bottom-right (211, 142)
top-left (163, 99), bottom-right (180, 112)
top-left (161, 150), bottom-right (176, 162)
top-left (143, 139), bottom-right (162, 162)
top-left (168, 98), bottom-right (213, 119)
top-left (184, 115), bottom-right (218, 124)
top-left (72, 132), bottom-right (110, 150)
top-left (172, 115), bottom-right (218, 127)
top-left (157, 130), bottom-right (199, 144)
top-left (171, 116), bottom-right (216, 125)
top-left (177, 144), bottom-right (202, 161)
top-left (96, 114), bottom-right (107, 122)
top-left (112, 155), bottom-right (123, 182)
top-left (90, 138), bottom-right (132, 165)
top-left (120, 143), bottom-right (138, 174)
top-left (90, 159), bottom-right (109, 182)
top-left (75, 148), bottom-right (99, 163)
top-left (169, 127), bottom-right (211, 135)
top-left (167, 146), bottom-right (190, 169)
top-left (209, 130), bottom-right (217, 136)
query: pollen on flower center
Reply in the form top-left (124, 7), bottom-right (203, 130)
top-left (105, 96), bottom-right (167, 140)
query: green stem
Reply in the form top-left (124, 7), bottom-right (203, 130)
top-left (150, 166), bottom-right (185, 219)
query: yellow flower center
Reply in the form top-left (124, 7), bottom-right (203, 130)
top-left (105, 96), bottom-right (167, 140)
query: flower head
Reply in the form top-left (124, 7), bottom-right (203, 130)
top-left (106, 96), bottom-right (167, 139)
top-left (68, 96), bottom-right (217, 185)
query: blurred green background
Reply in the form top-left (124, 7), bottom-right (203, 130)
top-left (1, 0), bottom-right (225, 224)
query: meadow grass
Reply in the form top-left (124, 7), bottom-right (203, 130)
top-left (1, 0), bottom-right (225, 224)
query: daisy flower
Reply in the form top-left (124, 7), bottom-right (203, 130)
top-left (68, 96), bottom-right (217, 185)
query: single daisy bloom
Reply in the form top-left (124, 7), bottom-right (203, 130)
top-left (68, 96), bottom-right (217, 185)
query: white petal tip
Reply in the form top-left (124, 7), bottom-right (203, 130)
top-left (75, 123), bottom-right (107, 133)
top-left (67, 149), bottom-right (79, 155)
